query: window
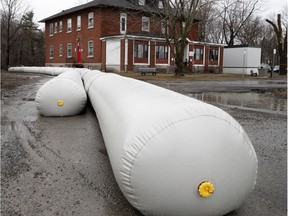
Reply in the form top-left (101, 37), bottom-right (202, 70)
top-left (142, 16), bottom-right (150, 32)
top-left (77, 15), bottom-right (81, 31)
top-left (156, 45), bottom-right (168, 59)
top-left (67, 18), bottom-right (72, 32)
top-left (134, 42), bottom-right (148, 58)
top-left (88, 40), bottom-right (94, 57)
top-left (158, 1), bottom-right (164, 9)
top-left (120, 13), bottom-right (127, 34)
top-left (54, 22), bottom-right (58, 33)
top-left (194, 48), bottom-right (204, 61)
top-left (209, 48), bottom-right (218, 61)
top-left (88, 12), bottom-right (94, 28)
top-left (59, 44), bottom-right (63, 57)
top-left (161, 19), bottom-right (168, 34)
top-left (59, 21), bottom-right (63, 32)
top-left (49, 45), bottom-right (54, 58)
top-left (139, 0), bottom-right (145, 5)
top-left (49, 23), bottom-right (53, 36)
top-left (67, 43), bottom-right (72, 58)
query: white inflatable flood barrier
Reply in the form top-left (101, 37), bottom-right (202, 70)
top-left (81, 70), bottom-right (258, 216)
top-left (35, 70), bottom-right (87, 116)
top-left (9, 67), bottom-right (258, 216)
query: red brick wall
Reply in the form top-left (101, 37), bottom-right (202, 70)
top-left (44, 8), bottom-right (103, 65)
top-left (44, 6), bottom-right (201, 67)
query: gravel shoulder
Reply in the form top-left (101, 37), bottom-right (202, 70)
top-left (1, 72), bottom-right (287, 216)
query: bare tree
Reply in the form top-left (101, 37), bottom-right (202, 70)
top-left (219, 0), bottom-right (260, 46)
top-left (149, 0), bottom-right (200, 75)
top-left (266, 14), bottom-right (287, 75)
top-left (196, 0), bottom-right (220, 42)
top-left (237, 16), bottom-right (264, 46)
top-left (1, 0), bottom-right (26, 69)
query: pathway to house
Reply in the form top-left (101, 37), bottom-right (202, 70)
top-left (1, 71), bottom-right (286, 216)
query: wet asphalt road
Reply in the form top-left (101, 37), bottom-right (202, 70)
top-left (1, 72), bottom-right (287, 216)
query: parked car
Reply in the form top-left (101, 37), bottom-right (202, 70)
top-left (268, 65), bottom-right (279, 73)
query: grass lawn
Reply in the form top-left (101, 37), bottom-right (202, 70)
top-left (119, 72), bottom-right (287, 81)
top-left (3, 68), bottom-right (286, 82)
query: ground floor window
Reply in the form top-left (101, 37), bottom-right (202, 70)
top-left (88, 40), bottom-right (94, 57)
top-left (134, 41), bottom-right (148, 63)
top-left (194, 47), bottom-right (204, 61)
top-left (209, 48), bottom-right (219, 61)
top-left (156, 44), bottom-right (169, 64)
top-left (49, 45), bottom-right (54, 58)
top-left (59, 44), bottom-right (63, 57)
top-left (67, 43), bottom-right (72, 58)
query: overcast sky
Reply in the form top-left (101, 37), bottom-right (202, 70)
top-left (25, 0), bottom-right (287, 29)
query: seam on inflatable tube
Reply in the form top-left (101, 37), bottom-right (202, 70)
top-left (126, 114), bottom-right (258, 207)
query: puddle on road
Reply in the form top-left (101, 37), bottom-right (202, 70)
top-left (188, 92), bottom-right (287, 114)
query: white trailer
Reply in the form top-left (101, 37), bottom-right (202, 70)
top-left (223, 46), bottom-right (261, 75)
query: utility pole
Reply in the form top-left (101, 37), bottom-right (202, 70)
top-left (271, 49), bottom-right (276, 78)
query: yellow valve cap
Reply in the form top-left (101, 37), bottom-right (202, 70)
top-left (57, 100), bottom-right (64, 106)
top-left (198, 181), bottom-right (214, 198)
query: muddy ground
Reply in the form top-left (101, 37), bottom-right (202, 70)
top-left (1, 71), bottom-right (287, 216)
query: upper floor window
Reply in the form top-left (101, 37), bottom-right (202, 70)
top-left (158, 1), bottom-right (164, 9)
top-left (142, 16), bottom-right (150, 32)
top-left (67, 43), bottom-right (72, 58)
top-left (59, 21), bottom-right (63, 32)
top-left (88, 40), bottom-right (94, 57)
top-left (54, 22), bottom-right (58, 33)
top-left (49, 45), bottom-right (54, 58)
top-left (88, 12), bottom-right (94, 28)
top-left (77, 15), bottom-right (81, 31)
top-left (161, 19), bottom-right (168, 35)
top-left (67, 18), bottom-right (72, 33)
top-left (139, 0), bottom-right (145, 5)
top-left (120, 13), bottom-right (127, 34)
top-left (49, 23), bottom-right (53, 36)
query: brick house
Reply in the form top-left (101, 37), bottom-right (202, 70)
top-left (40, 0), bottom-right (225, 73)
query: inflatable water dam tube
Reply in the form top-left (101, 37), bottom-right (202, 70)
top-left (35, 70), bottom-right (87, 116)
top-left (9, 67), bottom-right (258, 216)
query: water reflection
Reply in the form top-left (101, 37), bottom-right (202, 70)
top-left (188, 92), bottom-right (287, 114)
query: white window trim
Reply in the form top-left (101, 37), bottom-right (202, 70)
top-left (87, 40), bottom-right (94, 58)
top-left (77, 15), bottom-right (81, 31)
top-left (67, 18), bottom-right (72, 33)
top-left (67, 43), bottom-right (72, 58)
top-left (120, 13), bottom-right (127, 34)
top-left (88, 12), bottom-right (94, 29)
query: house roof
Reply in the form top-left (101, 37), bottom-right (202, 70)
top-left (39, 0), bottom-right (138, 22)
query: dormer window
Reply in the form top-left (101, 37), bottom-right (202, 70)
top-left (158, 1), bottom-right (164, 9)
top-left (139, 0), bottom-right (145, 5)
top-left (142, 16), bottom-right (150, 32)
